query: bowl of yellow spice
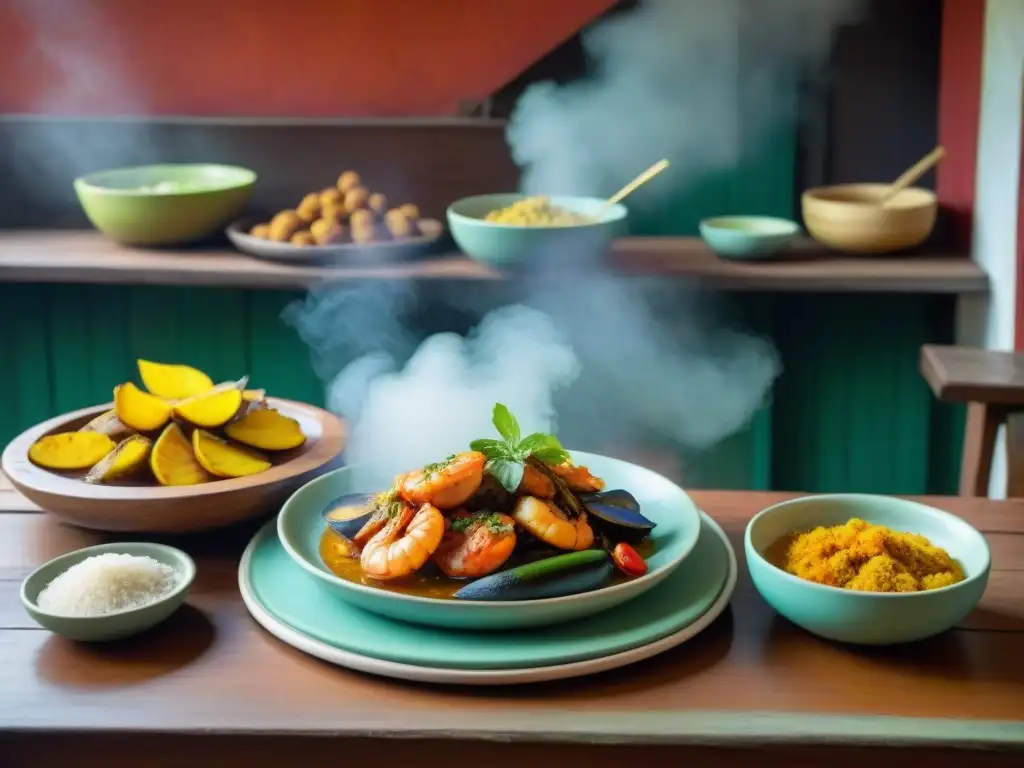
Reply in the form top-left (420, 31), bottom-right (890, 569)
top-left (447, 194), bottom-right (628, 268)
top-left (745, 494), bottom-right (990, 645)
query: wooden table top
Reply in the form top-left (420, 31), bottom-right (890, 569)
top-left (2, 481), bottom-right (1023, 767)
top-left (921, 345), bottom-right (1024, 405)
top-left (0, 230), bottom-right (989, 293)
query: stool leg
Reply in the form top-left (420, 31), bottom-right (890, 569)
top-left (960, 403), bottom-right (1005, 497)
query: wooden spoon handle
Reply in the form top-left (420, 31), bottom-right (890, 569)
top-left (598, 159), bottom-right (670, 217)
top-left (882, 146), bottom-right (946, 203)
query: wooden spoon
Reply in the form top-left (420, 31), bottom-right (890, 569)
top-left (879, 146), bottom-right (946, 206)
top-left (598, 158), bottom-right (670, 218)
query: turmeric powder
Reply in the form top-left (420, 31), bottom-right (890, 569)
top-left (767, 518), bottom-right (964, 593)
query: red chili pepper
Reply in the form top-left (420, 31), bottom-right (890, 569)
top-left (612, 542), bottom-right (647, 577)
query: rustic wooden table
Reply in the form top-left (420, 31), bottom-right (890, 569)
top-left (1, 477), bottom-right (1022, 767)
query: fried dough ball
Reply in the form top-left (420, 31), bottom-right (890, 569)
top-left (320, 188), bottom-right (344, 209)
top-left (290, 230), bottom-right (316, 247)
top-left (321, 200), bottom-right (346, 225)
top-left (350, 222), bottom-right (375, 244)
top-left (268, 210), bottom-right (303, 242)
top-left (344, 186), bottom-right (369, 211)
top-left (349, 209), bottom-right (373, 231)
top-left (368, 192), bottom-right (388, 215)
top-left (297, 193), bottom-right (321, 223)
top-left (385, 209), bottom-right (413, 238)
top-left (398, 203), bottom-right (420, 222)
top-left (337, 170), bottom-right (361, 193)
top-left (311, 218), bottom-right (348, 245)
top-left (249, 223), bottom-right (270, 239)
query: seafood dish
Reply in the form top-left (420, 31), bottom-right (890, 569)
top-left (484, 196), bottom-right (596, 227)
top-left (27, 359), bottom-right (306, 487)
top-left (248, 169), bottom-right (429, 247)
top-left (321, 404), bottom-right (656, 601)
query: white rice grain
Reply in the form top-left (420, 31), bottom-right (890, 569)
top-left (36, 553), bottom-right (178, 617)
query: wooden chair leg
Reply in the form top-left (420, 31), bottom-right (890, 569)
top-left (960, 403), bottom-right (1006, 497)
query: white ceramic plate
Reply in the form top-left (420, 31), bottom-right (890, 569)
top-left (238, 511), bottom-right (737, 685)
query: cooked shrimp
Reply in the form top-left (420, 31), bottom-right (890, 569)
top-left (398, 451), bottom-right (486, 509)
top-left (361, 502), bottom-right (445, 580)
top-left (434, 511), bottom-right (517, 578)
top-left (350, 490), bottom-right (396, 548)
top-left (517, 463), bottom-right (555, 498)
top-left (512, 496), bottom-right (594, 551)
top-left (551, 461), bottom-right (606, 493)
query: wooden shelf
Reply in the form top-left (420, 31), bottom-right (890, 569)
top-left (0, 230), bottom-right (989, 293)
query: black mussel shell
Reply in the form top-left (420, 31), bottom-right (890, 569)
top-left (580, 489), bottom-right (655, 543)
top-left (321, 492), bottom-right (375, 538)
top-left (464, 473), bottom-right (514, 514)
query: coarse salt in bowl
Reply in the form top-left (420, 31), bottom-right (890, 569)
top-left (21, 541), bottom-right (195, 642)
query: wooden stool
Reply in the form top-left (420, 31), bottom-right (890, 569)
top-left (920, 345), bottom-right (1024, 497)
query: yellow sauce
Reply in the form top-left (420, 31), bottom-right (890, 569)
top-left (318, 527), bottom-right (655, 600)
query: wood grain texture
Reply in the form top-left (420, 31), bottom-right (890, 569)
top-left (0, 231), bottom-right (988, 293)
top-left (1, 490), bottom-right (1022, 763)
top-left (921, 345), bottom-right (1024, 404)
top-left (1, 400), bottom-right (346, 533)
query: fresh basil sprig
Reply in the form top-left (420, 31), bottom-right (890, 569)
top-left (469, 403), bottom-right (570, 492)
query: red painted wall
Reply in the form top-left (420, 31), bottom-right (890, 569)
top-left (0, 0), bottom-right (614, 117)
top-left (937, 0), bottom-right (986, 253)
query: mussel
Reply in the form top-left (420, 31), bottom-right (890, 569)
top-left (321, 492), bottom-right (376, 539)
top-left (454, 549), bottom-right (613, 601)
top-left (580, 489), bottom-right (656, 543)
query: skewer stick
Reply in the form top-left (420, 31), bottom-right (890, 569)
top-left (598, 159), bottom-right (670, 216)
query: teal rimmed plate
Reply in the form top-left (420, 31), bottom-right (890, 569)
top-left (277, 451), bottom-right (702, 630)
top-left (241, 511), bottom-right (734, 681)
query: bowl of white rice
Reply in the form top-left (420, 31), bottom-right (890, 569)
top-left (21, 541), bottom-right (195, 642)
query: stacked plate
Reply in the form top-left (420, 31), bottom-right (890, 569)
top-left (239, 453), bottom-right (737, 685)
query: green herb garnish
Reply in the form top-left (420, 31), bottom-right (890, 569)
top-left (423, 454), bottom-right (456, 479)
top-left (469, 403), bottom-right (570, 493)
top-left (375, 488), bottom-right (403, 518)
top-left (450, 511), bottom-right (514, 535)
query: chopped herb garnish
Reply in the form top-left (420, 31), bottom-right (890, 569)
top-left (374, 488), bottom-right (403, 518)
top-left (450, 511), bottom-right (514, 535)
top-left (469, 403), bottom-right (571, 493)
top-left (423, 454), bottom-right (457, 478)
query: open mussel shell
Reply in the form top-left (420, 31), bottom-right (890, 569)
top-left (321, 492), bottom-right (375, 538)
top-left (580, 489), bottom-right (656, 543)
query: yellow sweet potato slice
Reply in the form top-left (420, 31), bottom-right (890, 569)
top-left (84, 435), bottom-right (153, 484)
top-left (192, 429), bottom-right (271, 478)
top-left (79, 409), bottom-right (135, 440)
top-left (114, 382), bottom-right (173, 431)
top-left (28, 432), bottom-right (115, 470)
top-left (137, 359), bottom-right (214, 400)
top-left (173, 382), bottom-right (245, 428)
top-left (150, 423), bottom-right (211, 486)
top-left (242, 389), bottom-right (266, 402)
top-left (224, 408), bottom-right (307, 451)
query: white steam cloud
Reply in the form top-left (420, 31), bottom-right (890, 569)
top-left (509, 0), bottom-right (864, 202)
top-left (288, 0), bottom-right (865, 480)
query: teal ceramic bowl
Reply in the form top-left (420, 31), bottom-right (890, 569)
top-left (447, 194), bottom-right (628, 267)
top-left (745, 495), bottom-right (990, 645)
top-left (277, 451), bottom-right (701, 630)
top-left (74, 163), bottom-right (256, 246)
top-left (21, 541), bottom-right (196, 642)
top-left (699, 216), bottom-right (800, 259)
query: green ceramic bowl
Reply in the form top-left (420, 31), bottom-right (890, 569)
top-left (21, 541), bottom-right (196, 642)
top-left (699, 216), bottom-right (800, 259)
top-left (745, 494), bottom-right (990, 645)
top-left (74, 163), bottom-right (256, 246)
top-left (447, 194), bottom-right (628, 267)
top-left (277, 451), bottom-right (701, 631)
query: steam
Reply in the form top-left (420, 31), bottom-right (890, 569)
top-left (509, 0), bottom-right (865, 203)
top-left (289, 0), bottom-right (863, 478)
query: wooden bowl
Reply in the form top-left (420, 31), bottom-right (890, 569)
top-left (1, 399), bottom-right (347, 533)
top-left (801, 183), bottom-right (937, 253)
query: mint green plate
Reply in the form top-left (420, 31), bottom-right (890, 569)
top-left (277, 452), bottom-right (702, 630)
top-left (244, 511), bottom-right (728, 671)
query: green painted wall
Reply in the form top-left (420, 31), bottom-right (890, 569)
top-left (0, 281), bottom-right (962, 495)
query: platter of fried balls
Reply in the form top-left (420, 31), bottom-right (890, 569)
top-left (226, 170), bottom-right (444, 262)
